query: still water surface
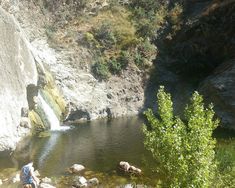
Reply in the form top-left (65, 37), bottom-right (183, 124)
top-left (0, 117), bottom-right (234, 187)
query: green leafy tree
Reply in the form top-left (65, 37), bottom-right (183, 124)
top-left (143, 86), bottom-right (219, 187)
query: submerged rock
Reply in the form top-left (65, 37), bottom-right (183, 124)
top-left (69, 164), bottom-right (85, 174)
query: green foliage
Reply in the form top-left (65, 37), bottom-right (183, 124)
top-left (92, 58), bottom-right (110, 80)
top-left (108, 58), bottom-right (122, 75)
top-left (143, 86), bottom-right (219, 187)
top-left (134, 39), bottom-right (156, 68)
top-left (92, 22), bottom-right (117, 51)
top-left (214, 140), bottom-right (235, 187)
top-left (129, 1), bottom-right (168, 39)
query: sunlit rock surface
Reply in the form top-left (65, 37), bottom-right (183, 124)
top-left (0, 7), bottom-right (37, 151)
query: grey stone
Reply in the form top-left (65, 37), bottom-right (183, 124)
top-left (118, 161), bottom-right (142, 175)
top-left (21, 107), bottom-right (29, 117)
top-left (69, 164), bottom-right (85, 174)
top-left (73, 176), bottom-right (87, 187)
top-left (87, 178), bottom-right (99, 186)
top-left (200, 60), bottom-right (235, 130)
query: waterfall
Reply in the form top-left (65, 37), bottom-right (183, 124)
top-left (38, 93), bottom-right (69, 131)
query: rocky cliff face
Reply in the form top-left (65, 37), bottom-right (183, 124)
top-left (31, 39), bottom-right (145, 122)
top-left (200, 60), bottom-right (235, 130)
top-left (160, 0), bottom-right (235, 129)
top-left (0, 7), bottom-right (38, 151)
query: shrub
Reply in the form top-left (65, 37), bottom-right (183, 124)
top-left (117, 50), bottom-right (130, 68)
top-left (134, 39), bottom-right (156, 68)
top-left (108, 58), bottom-right (122, 75)
top-left (143, 86), bottom-right (219, 187)
top-left (92, 58), bottom-right (110, 80)
top-left (92, 22), bottom-right (117, 51)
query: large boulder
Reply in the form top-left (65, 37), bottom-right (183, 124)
top-left (200, 60), bottom-right (235, 130)
top-left (0, 7), bottom-right (38, 152)
top-left (69, 164), bottom-right (85, 174)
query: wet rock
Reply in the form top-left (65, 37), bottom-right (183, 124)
top-left (118, 161), bottom-right (141, 175)
top-left (39, 182), bottom-right (56, 188)
top-left (69, 164), bottom-right (85, 174)
top-left (73, 176), bottom-right (87, 187)
top-left (119, 161), bottom-right (130, 172)
top-left (87, 178), bottom-right (99, 186)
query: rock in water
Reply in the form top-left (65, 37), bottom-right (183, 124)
top-left (118, 161), bottom-right (142, 175)
top-left (87, 178), bottom-right (99, 186)
top-left (69, 164), bottom-right (85, 174)
top-left (73, 176), bottom-right (87, 187)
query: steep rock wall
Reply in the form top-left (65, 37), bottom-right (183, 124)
top-left (200, 60), bottom-right (235, 130)
top-left (0, 7), bottom-right (38, 151)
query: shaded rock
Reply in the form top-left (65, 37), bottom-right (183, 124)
top-left (69, 164), bottom-right (85, 174)
top-left (87, 178), bottom-right (99, 186)
top-left (200, 60), bottom-right (235, 130)
top-left (21, 107), bottom-right (29, 117)
top-left (19, 117), bottom-right (31, 128)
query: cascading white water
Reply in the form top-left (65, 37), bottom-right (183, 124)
top-left (38, 93), bottom-right (69, 131)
